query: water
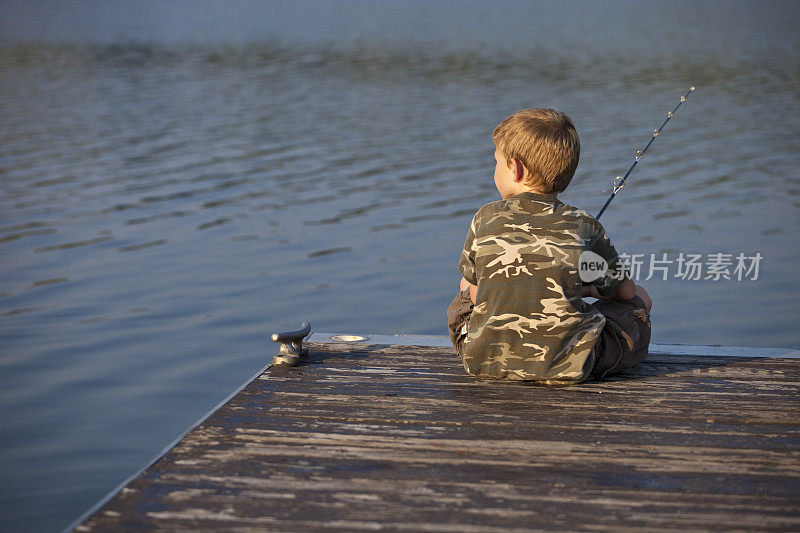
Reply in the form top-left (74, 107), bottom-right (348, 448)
top-left (1, 1), bottom-right (798, 530)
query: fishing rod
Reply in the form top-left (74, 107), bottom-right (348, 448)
top-left (595, 86), bottom-right (695, 220)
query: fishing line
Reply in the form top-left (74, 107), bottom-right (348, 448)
top-left (595, 86), bottom-right (695, 220)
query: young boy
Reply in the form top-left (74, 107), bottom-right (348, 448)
top-left (447, 108), bottom-right (652, 384)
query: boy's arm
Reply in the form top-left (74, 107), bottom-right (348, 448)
top-left (460, 276), bottom-right (477, 305)
top-left (587, 219), bottom-right (636, 301)
top-left (458, 210), bottom-right (481, 306)
top-left (581, 278), bottom-right (636, 301)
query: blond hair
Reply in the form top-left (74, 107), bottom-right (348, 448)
top-left (492, 108), bottom-right (580, 194)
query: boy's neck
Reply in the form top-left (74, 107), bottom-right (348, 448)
top-left (528, 187), bottom-right (555, 197)
top-left (509, 185), bottom-right (557, 199)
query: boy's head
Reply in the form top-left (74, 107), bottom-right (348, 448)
top-left (492, 108), bottom-right (580, 194)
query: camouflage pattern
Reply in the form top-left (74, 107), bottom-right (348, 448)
top-left (458, 191), bottom-right (627, 383)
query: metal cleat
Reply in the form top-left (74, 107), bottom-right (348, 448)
top-left (270, 322), bottom-right (311, 366)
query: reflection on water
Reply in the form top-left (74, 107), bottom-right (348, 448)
top-left (1, 1), bottom-right (799, 531)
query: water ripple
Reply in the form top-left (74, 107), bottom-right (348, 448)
top-left (1, 20), bottom-right (799, 532)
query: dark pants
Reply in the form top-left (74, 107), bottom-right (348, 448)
top-left (588, 296), bottom-right (651, 379)
top-left (446, 289), bottom-right (474, 357)
top-left (446, 291), bottom-right (651, 380)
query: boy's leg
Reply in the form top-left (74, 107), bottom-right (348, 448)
top-left (446, 287), bottom-right (473, 357)
top-left (590, 285), bottom-right (652, 379)
top-left (635, 284), bottom-right (653, 312)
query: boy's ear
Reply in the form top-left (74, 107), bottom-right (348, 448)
top-left (510, 158), bottom-right (525, 182)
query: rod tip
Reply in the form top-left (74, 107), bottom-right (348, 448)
top-left (690, 85), bottom-right (695, 91)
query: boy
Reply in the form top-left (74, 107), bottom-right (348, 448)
top-left (447, 108), bottom-right (652, 384)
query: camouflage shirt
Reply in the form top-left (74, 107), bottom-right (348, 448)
top-left (459, 191), bottom-right (627, 383)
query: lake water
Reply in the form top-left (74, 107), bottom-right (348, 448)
top-left (1, 1), bottom-right (799, 530)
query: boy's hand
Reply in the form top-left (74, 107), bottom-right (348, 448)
top-left (581, 283), bottom-right (600, 299)
top-left (460, 277), bottom-right (478, 305)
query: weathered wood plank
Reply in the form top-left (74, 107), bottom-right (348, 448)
top-left (76, 343), bottom-right (800, 532)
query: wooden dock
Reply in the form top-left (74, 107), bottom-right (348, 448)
top-left (74, 339), bottom-right (800, 532)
